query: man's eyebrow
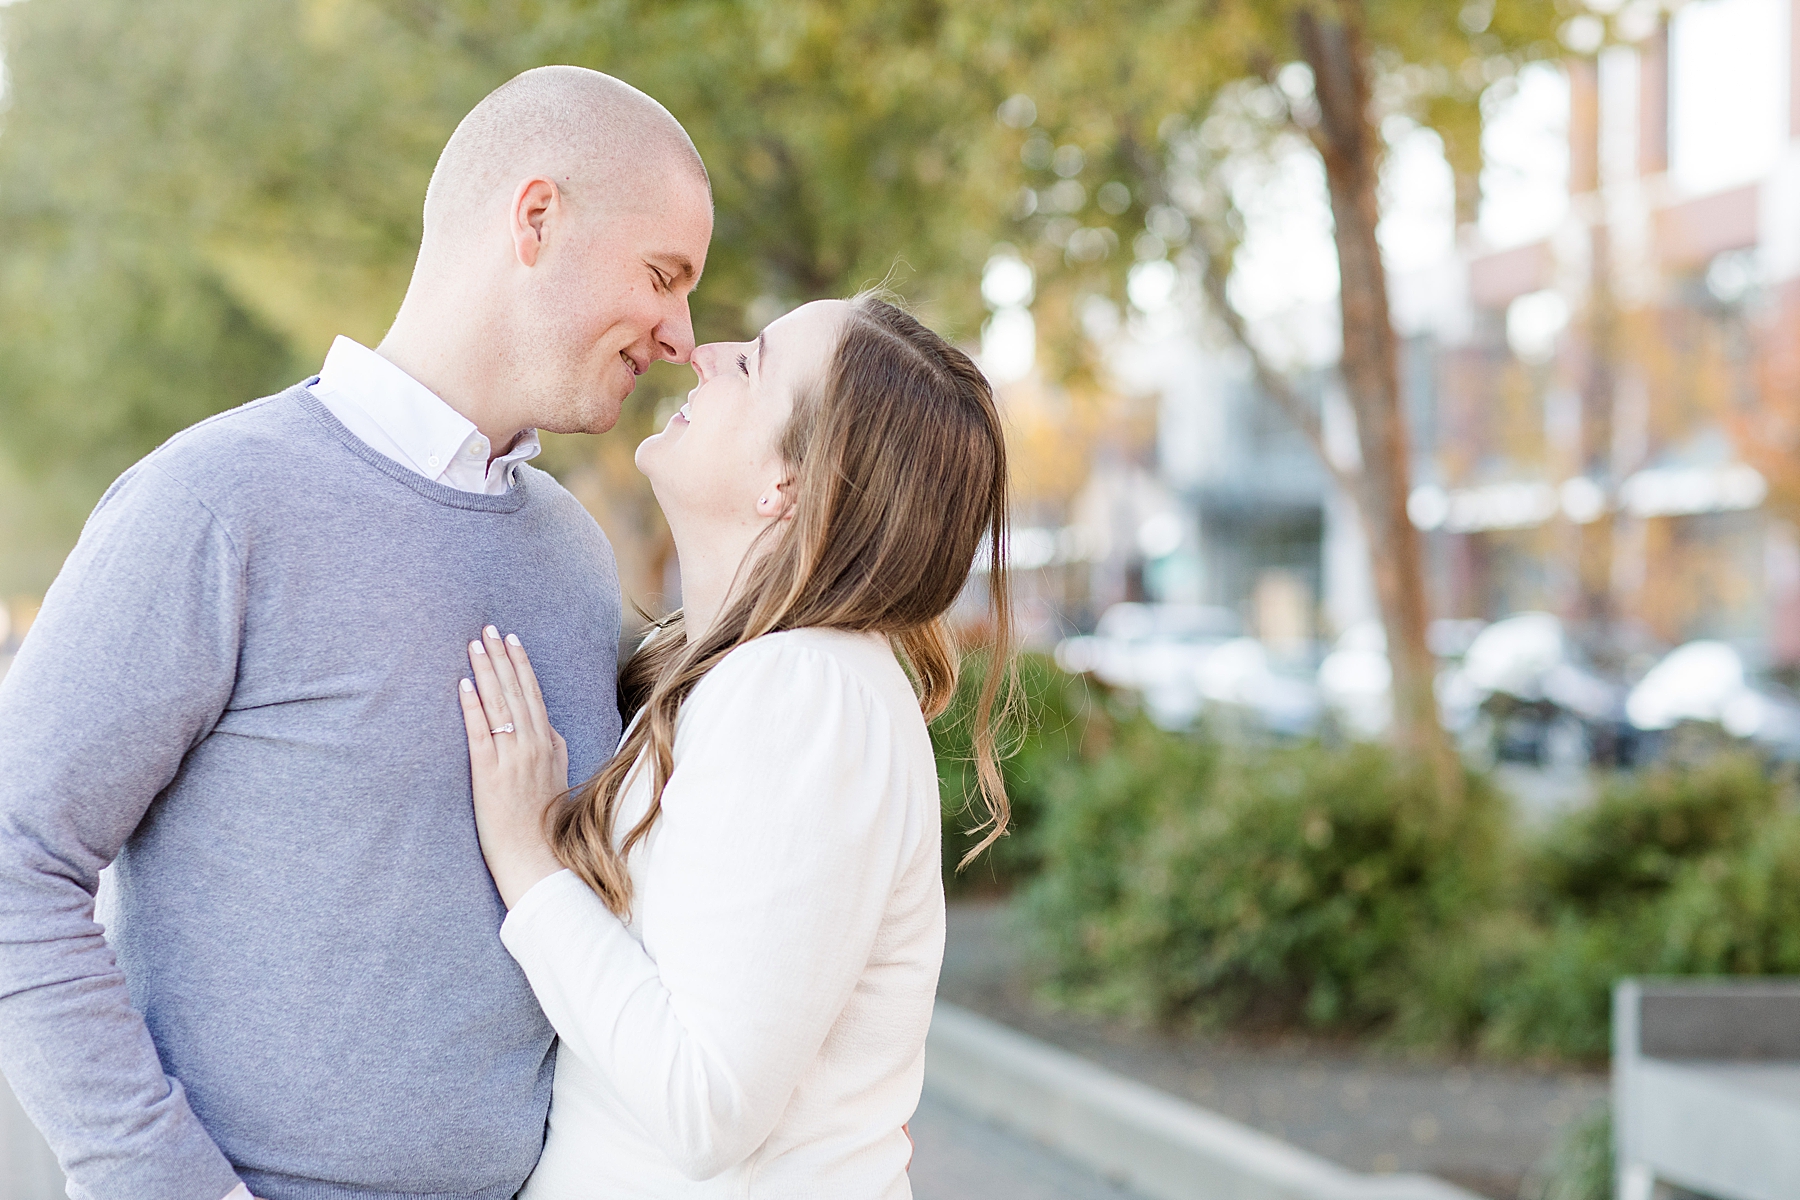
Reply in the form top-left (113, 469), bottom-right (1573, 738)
top-left (651, 252), bottom-right (699, 286)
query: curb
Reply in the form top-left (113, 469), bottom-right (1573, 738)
top-left (923, 1002), bottom-right (1484, 1200)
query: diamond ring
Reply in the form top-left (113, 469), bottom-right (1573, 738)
top-left (490, 723), bottom-right (516, 735)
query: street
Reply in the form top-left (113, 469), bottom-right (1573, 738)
top-left (908, 1093), bottom-right (1144, 1200)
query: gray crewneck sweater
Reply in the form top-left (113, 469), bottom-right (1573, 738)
top-left (0, 385), bottom-right (622, 1200)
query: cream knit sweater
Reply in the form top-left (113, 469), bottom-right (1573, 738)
top-left (502, 628), bottom-right (945, 1199)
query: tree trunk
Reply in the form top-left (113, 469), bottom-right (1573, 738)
top-left (1294, 2), bottom-right (1461, 801)
top-left (1570, 57), bottom-right (1618, 658)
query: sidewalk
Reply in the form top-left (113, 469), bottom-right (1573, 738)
top-left (909, 1093), bottom-right (1144, 1200)
top-left (0, 1077), bottom-right (59, 1200)
top-left (938, 898), bottom-right (1607, 1199)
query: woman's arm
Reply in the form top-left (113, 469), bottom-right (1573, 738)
top-left (461, 634), bottom-right (910, 1180)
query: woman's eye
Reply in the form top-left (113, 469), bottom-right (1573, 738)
top-left (736, 353), bottom-right (749, 376)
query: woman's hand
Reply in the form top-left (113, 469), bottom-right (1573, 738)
top-left (458, 625), bottom-right (569, 908)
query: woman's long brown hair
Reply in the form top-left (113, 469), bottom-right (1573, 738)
top-left (550, 294), bottom-right (1016, 917)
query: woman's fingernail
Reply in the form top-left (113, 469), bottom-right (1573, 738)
top-left (460, 678), bottom-right (474, 692)
top-left (470, 639), bottom-right (486, 655)
top-left (484, 625), bottom-right (500, 639)
top-left (506, 633), bottom-right (522, 647)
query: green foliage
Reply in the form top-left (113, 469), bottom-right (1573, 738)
top-left (973, 0), bottom-right (1573, 375)
top-left (932, 651), bottom-right (1102, 889)
top-left (1483, 758), bottom-right (1800, 1059)
top-left (0, 233), bottom-right (303, 488)
top-left (986, 660), bottom-right (1800, 1061)
top-left (1021, 730), bottom-right (1509, 1037)
top-left (1532, 756), bottom-right (1783, 918)
top-left (1521, 1103), bottom-right (1612, 1200)
top-left (0, 0), bottom-right (1586, 587)
top-left (0, 0), bottom-right (1009, 481)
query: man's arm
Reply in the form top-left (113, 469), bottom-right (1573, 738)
top-left (0, 462), bottom-right (246, 1200)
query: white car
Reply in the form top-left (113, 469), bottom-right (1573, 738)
top-left (1192, 637), bottom-right (1322, 736)
top-left (1055, 603), bottom-right (1239, 729)
top-left (1626, 640), bottom-right (1800, 756)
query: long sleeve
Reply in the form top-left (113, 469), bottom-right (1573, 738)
top-left (0, 463), bottom-right (245, 1200)
top-left (500, 638), bottom-right (908, 1182)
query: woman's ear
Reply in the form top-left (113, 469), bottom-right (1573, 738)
top-left (755, 477), bottom-right (798, 521)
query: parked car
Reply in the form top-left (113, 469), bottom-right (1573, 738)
top-left (1320, 612), bottom-right (1636, 768)
top-left (1191, 637), bottom-right (1323, 737)
top-left (1055, 603), bottom-right (1241, 729)
top-left (1316, 617), bottom-right (1490, 742)
top-left (1626, 640), bottom-right (1800, 761)
top-left (1444, 612), bottom-right (1634, 770)
top-left (1316, 620), bottom-right (1392, 740)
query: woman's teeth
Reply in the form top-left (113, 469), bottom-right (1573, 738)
top-left (677, 403), bottom-right (692, 422)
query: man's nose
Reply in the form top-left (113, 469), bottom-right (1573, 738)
top-left (654, 299), bottom-right (697, 366)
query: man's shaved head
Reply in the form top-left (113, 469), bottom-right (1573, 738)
top-left (423, 65), bottom-right (708, 256)
top-left (381, 64), bottom-right (714, 444)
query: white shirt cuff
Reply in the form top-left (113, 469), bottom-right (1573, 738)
top-left (222, 1186), bottom-right (254, 1200)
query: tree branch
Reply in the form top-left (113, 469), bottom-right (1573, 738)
top-left (1116, 76), bottom-right (1356, 502)
top-left (1194, 239), bottom-right (1360, 501)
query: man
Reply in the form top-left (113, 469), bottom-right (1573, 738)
top-left (0, 66), bottom-right (713, 1200)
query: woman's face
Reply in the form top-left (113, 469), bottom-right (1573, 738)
top-left (636, 299), bottom-right (849, 530)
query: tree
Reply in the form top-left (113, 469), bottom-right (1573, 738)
top-left (970, 0), bottom-right (1573, 794)
top-left (2, 0), bottom-right (1581, 785)
top-left (0, 0), bottom-right (1020, 599)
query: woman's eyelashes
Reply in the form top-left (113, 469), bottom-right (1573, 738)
top-left (736, 352), bottom-right (749, 376)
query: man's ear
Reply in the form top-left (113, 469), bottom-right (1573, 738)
top-left (510, 177), bottom-right (560, 268)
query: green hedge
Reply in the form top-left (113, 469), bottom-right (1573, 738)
top-left (952, 661), bottom-right (1800, 1061)
top-left (932, 651), bottom-right (1103, 889)
top-left (1021, 730), bottom-right (1509, 1041)
top-left (1484, 756), bottom-right (1800, 1059)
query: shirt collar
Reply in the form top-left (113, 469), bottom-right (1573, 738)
top-left (487, 428), bottom-right (543, 484)
top-left (315, 336), bottom-right (537, 483)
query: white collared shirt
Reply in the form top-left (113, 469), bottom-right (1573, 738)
top-left (310, 336), bottom-right (540, 494)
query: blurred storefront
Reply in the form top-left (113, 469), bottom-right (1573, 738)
top-left (1410, 0), bottom-right (1800, 669)
top-left (997, 0), bottom-right (1800, 673)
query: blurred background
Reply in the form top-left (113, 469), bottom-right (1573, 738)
top-left (5, 0), bottom-right (1800, 1197)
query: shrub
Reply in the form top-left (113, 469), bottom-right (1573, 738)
top-left (957, 655), bottom-right (1800, 1061)
top-left (932, 651), bottom-right (1105, 889)
top-left (1520, 1103), bottom-right (1611, 1200)
top-left (1654, 811), bottom-right (1800, 974)
top-left (1022, 733), bottom-right (1510, 1038)
top-left (1485, 755), bottom-right (1800, 1059)
top-left (1530, 755), bottom-right (1781, 918)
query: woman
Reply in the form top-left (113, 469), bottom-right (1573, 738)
top-left (455, 294), bottom-right (1013, 1197)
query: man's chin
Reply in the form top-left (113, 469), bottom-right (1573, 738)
top-left (541, 390), bottom-right (628, 437)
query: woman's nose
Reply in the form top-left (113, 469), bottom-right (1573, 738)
top-left (690, 341), bottom-right (738, 383)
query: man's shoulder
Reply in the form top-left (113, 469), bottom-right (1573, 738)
top-left (90, 386), bottom-right (312, 523)
top-left (515, 464), bottom-right (610, 540)
top-left (144, 385), bottom-right (313, 476)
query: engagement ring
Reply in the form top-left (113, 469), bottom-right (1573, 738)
top-left (490, 723), bottom-right (515, 735)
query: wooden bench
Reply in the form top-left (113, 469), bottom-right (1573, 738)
top-left (1614, 979), bottom-right (1800, 1200)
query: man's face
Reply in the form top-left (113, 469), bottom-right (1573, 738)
top-left (515, 170), bottom-right (714, 436)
